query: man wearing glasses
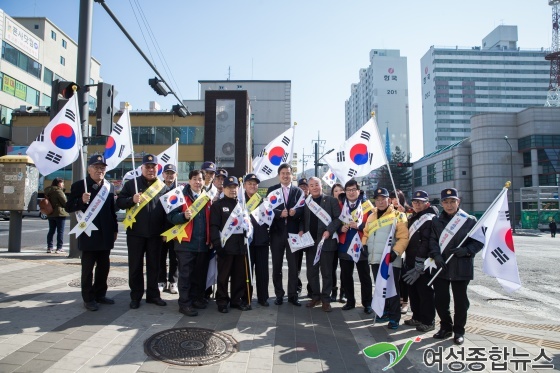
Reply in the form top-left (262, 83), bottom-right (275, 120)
top-left (117, 154), bottom-right (168, 309)
top-left (337, 180), bottom-right (373, 314)
top-left (66, 155), bottom-right (118, 311)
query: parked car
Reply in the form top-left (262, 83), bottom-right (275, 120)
top-left (0, 199), bottom-right (48, 220)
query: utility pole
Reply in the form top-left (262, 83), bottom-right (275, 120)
top-left (312, 132), bottom-right (326, 177)
top-left (69, 0), bottom-right (94, 259)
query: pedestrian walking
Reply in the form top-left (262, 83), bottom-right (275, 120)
top-left (44, 177), bottom-right (69, 254)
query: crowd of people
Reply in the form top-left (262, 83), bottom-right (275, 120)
top-left (65, 157), bottom-right (485, 345)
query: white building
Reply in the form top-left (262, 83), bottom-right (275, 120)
top-left (345, 49), bottom-right (410, 157)
top-left (420, 25), bottom-right (549, 154)
top-left (0, 9), bottom-right (101, 151)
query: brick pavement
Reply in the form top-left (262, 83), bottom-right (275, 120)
top-left (0, 249), bottom-right (558, 372)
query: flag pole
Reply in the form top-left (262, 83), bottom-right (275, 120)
top-left (125, 104), bottom-right (140, 203)
top-left (371, 112), bottom-right (397, 196)
top-left (427, 184), bottom-right (509, 286)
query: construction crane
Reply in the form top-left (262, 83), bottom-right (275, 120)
top-left (546, 0), bottom-right (560, 106)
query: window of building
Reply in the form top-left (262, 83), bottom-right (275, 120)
top-left (1, 41), bottom-right (42, 79)
top-left (88, 95), bottom-right (96, 112)
top-left (34, 25), bottom-right (39, 29)
top-left (1, 72), bottom-right (40, 105)
top-left (0, 105), bottom-right (14, 126)
top-left (62, 39), bottom-right (67, 49)
top-left (155, 126), bottom-right (173, 145)
top-left (524, 176), bottom-right (532, 187)
top-left (138, 127), bottom-right (155, 144)
top-left (42, 93), bottom-right (51, 106)
top-left (427, 163), bottom-right (437, 185)
top-left (413, 168), bottom-right (422, 187)
top-left (60, 56), bottom-right (65, 66)
top-left (51, 30), bottom-right (56, 40)
top-left (523, 152), bottom-right (531, 167)
top-left (539, 174), bottom-right (558, 186)
top-left (43, 68), bottom-right (53, 85)
top-left (442, 158), bottom-right (454, 181)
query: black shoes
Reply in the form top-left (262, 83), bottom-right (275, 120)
top-left (454, 334), bottom-right (464, 345)
top-left (84, 301), bottom-right (99, 311)
top-left (192, 300), bottom-right (207, 309)
top-left (95, 297), bottom-right (115, 305)
top-left (288, 297), bottom-right (301, 306)
top-left (239, 304), bottom-right (252, 311)
top-left (258, 300), bottom-right (270, 307)
top-left (274, 296), bottom-right (283, 305)
top-left (433, 329), bottom-right (453, 339)
top-left (341, 303), bottom-right (355, 311)
top-left (147, 298), bottom-right (167, 306)
top-left (218, 305), bottom-right (229, 313)
top-left (129, 300), bottom-right (140, 309)
top-left (179, 306), bottom-right (198, 317)
top-left (364, 306), bottom-right (373, 314)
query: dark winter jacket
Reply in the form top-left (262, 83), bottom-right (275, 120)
top-left (246, 192), bottom-right (270, 247)
top-left (405, 206), bottom-right (438, 267)
top-left (66, 176), bottom-right (118, 251)
top-left (429, 210), bottom-right (484, 281)
top-left (299, 194), bottom-right (342, 252)
top-left (44, 185), bottom-right (69, 218)
top-left (210, 196), bottom-right (248, 256)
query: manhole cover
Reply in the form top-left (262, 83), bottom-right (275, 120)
top-left (68, 277), bottom-right (127, 287)
top-left (144, 327), bottom-right (238, 366)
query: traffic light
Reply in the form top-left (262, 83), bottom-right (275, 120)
top-left (50, 79), bottom-right (79, 120)
top-left (172, 104), bottom-right (188, 118)
top-left (149, 77), bottom-right (168, 96)
top-left (96, 82), bottom-right (114, 136)
top-left (396, 162), bottom-right (414, 167)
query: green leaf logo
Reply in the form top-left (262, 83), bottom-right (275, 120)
top-left (363, 337), bottom-right (421, 370)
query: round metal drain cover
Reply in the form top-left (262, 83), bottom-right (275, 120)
top-left (144, 327), bottom-right (238, 366)
top-left (68, 277), bottom-right (127, 288)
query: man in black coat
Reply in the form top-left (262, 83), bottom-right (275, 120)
top-left (267, 163), bottom-right (304, 306)
top-left (244, 173), bottom-right (270, 307)
top-left (429, 188), bottom-right (484, 345)
top-left (117, 154), bottom-right (167, 309)
top-left (66, 155), bottom-right (118, 311)
top-left (298, 177), bottom-right (341, 312)
top-left (210, 176), bottom-right (251, 313)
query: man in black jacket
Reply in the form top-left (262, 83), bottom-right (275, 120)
top-left (210, 176), bottom-right (251, 313)
top-left (159, 164), bottom-right (179, 294)
top-left (298, 177), bottom-right (341, 312)
top-left (244, 173), bottom-right (270, 307)
top-left (66, 155), bottom-right (118, 311)
top-left (402, 190), bottom-right (438, 332)
top-left (428, 188), bottom-right (484, 345)
top-left (117, 154), bottom-right (167, 309)
top-left (267, 163), bottom-right (304, 306)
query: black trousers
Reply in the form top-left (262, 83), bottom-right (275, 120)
top-left (408, 273), bottom-right (436, 325)
top-left (372, 264), bottom-right (402, 322)
top-left (81, 250), bottom-right (110, 303)
top-left (306, 246), bottom-right (335, 302)
top-left (400, 262), bottom-right (409, 303)
top-left (216, 253), bottom-right (249, 307)
top-left (433, 277), bottom-right (470, 335)
top-left (270, 229), bottom-right (298, 298)
top-left (331, 251), bottom-right (341, 293)
top-left (158, 239), bottom-right (178, 284)
top-left (249, 244), bottom-right (269, 302)
top-left (127, 235), bottom-right (161, 301)
top-left (175, 249), bottom-right (209, 308)
top-left (339, 259), bottom-right (372, 307)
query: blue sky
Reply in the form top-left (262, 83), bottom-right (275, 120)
top-left (2, 0), bottom-right (551, 167)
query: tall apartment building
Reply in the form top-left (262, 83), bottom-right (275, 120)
top-left (420, 25), bottom-right (549, 154)
top-left (345, 49), bottom-right (410, 157)
top-left (0, 9), bottom-right (101, 154)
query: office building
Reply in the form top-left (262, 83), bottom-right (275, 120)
top-left (420, 25), bottom-right (549, 153)
top-left (345, 49), bottom-right (410, 157)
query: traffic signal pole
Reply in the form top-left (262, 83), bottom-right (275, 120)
top-left (69, 0), bottom-right (94, 259)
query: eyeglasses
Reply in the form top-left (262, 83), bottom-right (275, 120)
top-left (345, 188), bottom-right (358, 192)
top-left (92, 166), bottom-right (106, 171)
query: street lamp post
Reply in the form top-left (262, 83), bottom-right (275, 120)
top-left (314, 148), bottom-right (334, 177)
top-left (504, 136), bottom-right (516, 233)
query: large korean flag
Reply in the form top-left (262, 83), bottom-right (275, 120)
top-left (323, 117), bottom-right (386, 185)
top-left (26, 94), bottom-right (82, 176)
top-left (252, 126), bottom-right (295, 182)
top-left (104, 106), bottom-right (132, 172)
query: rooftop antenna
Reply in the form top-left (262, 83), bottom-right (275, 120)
top-left (545, 0), bottom-right (560, 107)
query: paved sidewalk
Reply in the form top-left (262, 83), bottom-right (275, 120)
top-left (0, 248), bottom-right (558, 372)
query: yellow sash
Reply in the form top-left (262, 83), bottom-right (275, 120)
top-left (361, 200), bottom-right (374, 214)
top-left (123, 178), bottom-right (164, 229)
top-left (161, 191), bottom-right (210, 242)
top-left (365, 211), bottom-right (405, 235)
top-left (246, 193), bottom-right (262, 213)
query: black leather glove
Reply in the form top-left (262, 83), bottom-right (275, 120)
top-left (362, 244), bottom-right (369, 255)
top-left (433, 254), bottom-right (447, 271)
top-left (390, 250), bottom-right (398, 263)
top-left (449, 246), bottom-right (469, 257)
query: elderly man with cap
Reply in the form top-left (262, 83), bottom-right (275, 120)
top-left (158, 164), bottom-right (179, 294)
top-left (212, 169), bottom-right (228, 202)
top-left (402, 190), bottom-right (439, 332)
top-left (201, 161), bottom-right (218, 197)
top-left (295, 177), bottom-right (309, 296)
top-left (210, 175), bottom-right (251, 313)
top-left (362, 187), bottom-right (409, 330)
top-left (117, 154), bottom-right (168, 309)
top-left (167, 169), bottom-right (212, 317)
top-left (66, 155), bottom-right (118, 311)
top-left (428, 188), bottom-right (483, 345)
top-left (244, 173), bottom-right (270, 306)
